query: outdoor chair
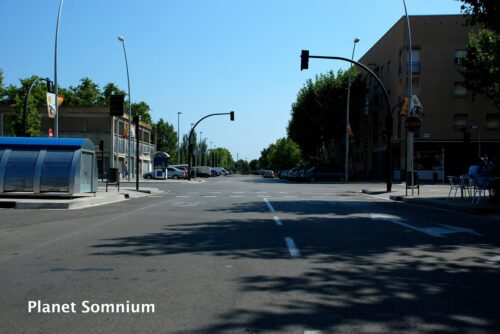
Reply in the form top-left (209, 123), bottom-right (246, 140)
top-left (460, 175), bottom-right (472, 199)
top-left (470, 176), bottom-right (493, 205)
top-left (447, 176), bottom-right (461, 200)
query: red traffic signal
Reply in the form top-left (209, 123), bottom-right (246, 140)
top-left (230, 111), bottom-right (234, 121)
top-left (301, 50), bottom-right (309, 71)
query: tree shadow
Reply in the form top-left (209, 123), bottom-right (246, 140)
top-left (90, 199), bottom-right (500, 333)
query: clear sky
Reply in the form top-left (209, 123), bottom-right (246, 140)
top-left (0, 0), bottom-right (463, 161)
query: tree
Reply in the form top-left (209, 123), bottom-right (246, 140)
top-left (461, 29), bottom-right (500, 110)
top-left (259, 138), bottom-right (303, 172)
top-left (3, 76), bottom-right (49, 137)
top-left (288, 69), bottom-right (365, 167)
top-left (458, 0), bottom-right (499, 31)
top-left (100, 83), bottom-right (126, 104)
top-left (459, 0), bottom-right (500, 110)
top-left (155, 118), bottom-right (177, 155)
top-left (235, 159), bottom-right (250, 174)
top-left (0, 69), bottom-right (5, 102)
top-left (249, 159), bottom-right (260, 172)
top-left (131, 101), bottom-right (153, 125)
top-left (70, 77), bottom-right (101, 106)
top-left (208, 147), bottom-right (234, 170)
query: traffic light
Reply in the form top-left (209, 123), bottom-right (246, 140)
top-left (400, 97), bottom-right (409, 117)
top-left (230, 111), bottom-right (234, 121)
top-left (301, 50), bottom-right (309, 71)
top-left (46, 79), bottom-right (54, 93)
top-left (109, 94), bottom-right (125, 116)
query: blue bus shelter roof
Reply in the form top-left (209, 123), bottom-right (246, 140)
top-left (0, 137), bottom-right (95, 150)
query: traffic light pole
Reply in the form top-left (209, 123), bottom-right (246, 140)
top-left (23, 77), bottom-right (54, 137)
top-left (301, 52), bottom-right (393, 192)
top-left (187, 112), bottom-right (234, 181)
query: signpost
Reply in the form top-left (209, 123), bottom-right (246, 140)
top-left (405, 116), bottom-right (421, 132)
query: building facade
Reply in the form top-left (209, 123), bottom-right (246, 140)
top-left (0, 105), bottom-right (156, 179)
top-left (355, 15), bottom-right (499, 181)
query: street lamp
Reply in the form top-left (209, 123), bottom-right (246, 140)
top-left (198, 131), bottom-right (202, 166)
top-left (403, 0), bottom-right (415, 194)
top-left (54, 0), bottom-right (64, 138)
top-left (177, 112), bottom-right (182, 164)
top-left (118, 35), bottom-right (132, 181)
top-left (345, 37), bottom-right (360, 183)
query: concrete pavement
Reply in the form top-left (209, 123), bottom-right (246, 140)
top-left (362, 182), bottom-right (500, 214)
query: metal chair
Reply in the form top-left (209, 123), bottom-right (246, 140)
top-left (470, 176), bottom-right (493, 205)
top-left (460, 175), bottom-right (472, 199)
top-left (447, 176), bottom-right (461, 200)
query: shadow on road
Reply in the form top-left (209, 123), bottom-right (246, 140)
top-left (90, 199), bottom-right (500, 333)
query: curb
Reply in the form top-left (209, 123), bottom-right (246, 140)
top-left (389, 195), bottom-right (500, 214)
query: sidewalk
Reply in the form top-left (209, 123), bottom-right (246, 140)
top-left (362, 183), bottom-right (500, 214)
top-left (0, 186), bottom-right (162, 210)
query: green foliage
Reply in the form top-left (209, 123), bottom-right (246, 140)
top-left (131, 101), bottom-right (153, 125)
top-left (259, 137), bottom-right (302, 171)
top-left (249, 159), bottom-right (260, 171)
top-left (0, 69), bottom-right (5, 101)
top-left (462, 29), bottom-right (500, 110)
top-left (459, 0), bottom-right (500, 110)
top-left (154, 118), bottom-right (177, 155)
top-left (67, 77), bottom-right (101, 106)
top-left (208, 147), bottom-right (234, 170)
top-left (101, 83), bottom-right (126, 104)
top-left (235, 159), bottom-right (250, 174)
top-left (287, 69), bottom-right (365, 166)
top-left (458, 0), bottom-right (499, 32)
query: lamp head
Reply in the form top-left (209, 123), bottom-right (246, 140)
top-left (118, 36), bottom-right (125, 42)
top-left (354, 38), bottom-right (360, 44)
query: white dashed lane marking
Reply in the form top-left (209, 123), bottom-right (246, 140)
top-left (284, 237), bottom-right (301, 257)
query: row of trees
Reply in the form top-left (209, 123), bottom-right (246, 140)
top-left (258, 69), bottom-right (364, 172)
top-left (256, 0), bottom-right (499, 172)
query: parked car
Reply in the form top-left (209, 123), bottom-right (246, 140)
top-left (193, 166), bottom-right (211, 177)
top-left (304, 167), bottom-right (345, 182)
top-left (213, 167), bottom-right (231, 176)
top-left (211, 168), bottom-right (220, 177)
top-left (263, 170), bottom-right (275, 178)
top-left (167, 166), bottom-right (187, 179)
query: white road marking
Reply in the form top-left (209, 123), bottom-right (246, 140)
top-left (284, 195), bottom-right (298, 198)
top-left (203, 195), bottom-right (217, 198)
top-left (210, 192), bottom-right (221, 194)
top-left (284, 237), bottom-right (301, 257)
top-left (273, 216), bottom-right (283, 226)
top-left (370, 214), bottom-right (481, 237)
top-left (263, 198), bottom-right (275, 213)
top-left (233, 191), bottom-right (245, 194)
top-left (279, 191), bottom-right (289, 194)
top-left (230, 195), bottom-right (244, 198)
top-left (305, 331), bottom-right (323, 334)
top-left (149, 195), bottom-right (163, 198)
top-left (176, 195), bottom-right (190, 198)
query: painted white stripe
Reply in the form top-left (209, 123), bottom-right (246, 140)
top-left (210, 192), bottom-right (221, 194)
top-left (263, 198), bottom-right (275, 213)
top-left (273, 216), bottom-right (283, 226)
top-left (233, 191), bottom-right (245, 194)
top-left (279, 191), bottom-right (289, 194)
top-left (176, 195), bottom-right (190, 198)
top-left (284, 195), bottom-right (298, 198)
top-left (305, 331), bottom-right (323, 334)
top-left (203, 195), bottom-right (217, 198)
top-left (230, 195), bottom-right (244, 198)
top-left (284, 237), bottom-right (301, 257)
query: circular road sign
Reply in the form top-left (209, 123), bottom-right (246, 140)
top-left (405, 116), bottom-right (421, 132)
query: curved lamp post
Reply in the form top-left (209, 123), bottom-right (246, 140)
top-left (118, 35), bottom-right (132, 181)
top-left (177, 112), bottom-right (182, 164)
top-left (23, 77), bottom-right (53, 137)
top-left (301, 51), bottom-right (393, 192)
top-left (345, 37), bottom-right (360, 183)
top-left (187, 111), bottom-right (234, 180)
top-left (54, 0), bottom-right (64, 138)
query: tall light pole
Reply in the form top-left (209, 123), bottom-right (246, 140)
top-left (54, 0), bottom-right (64, 138)
top-left (210, 142), bottom-right (213, 167)
top-left (345, 37), bottom-right (360, 183)
top-left (118, 35), bottom-right (132, 181)
top-left (403, 0), bottom-right (414, 194)
top-left (177, 112), bottom-right (182, 164)
top-left (198, 131), bottom-right (203, 166)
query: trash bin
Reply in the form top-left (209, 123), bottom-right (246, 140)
top-left (106, 168), bottom-right (120, 191)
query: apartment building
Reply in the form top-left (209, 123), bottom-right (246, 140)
top-left (355, 15), bottom-right (499, 181)
top-left (0, 105), bottom-right (156, 178)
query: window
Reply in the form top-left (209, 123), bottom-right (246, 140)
top-left (411, 49), bottom-right (421, 74)
top-left (486, 114), bottom-right (500, 130)
top-left (454, 50), bottom-right (467, 65)
top-left (454, 82), bottom-right (467, 97)
top-left (412, 78), bottom-right (420, 95)
top-left (453, 114), bottom-right (468, 129)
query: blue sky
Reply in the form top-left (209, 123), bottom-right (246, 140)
top-left (0, 0), bottom-right (463, 161)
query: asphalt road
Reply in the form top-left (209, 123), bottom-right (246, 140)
top-left (1, 176), bottom-right (499, 334)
